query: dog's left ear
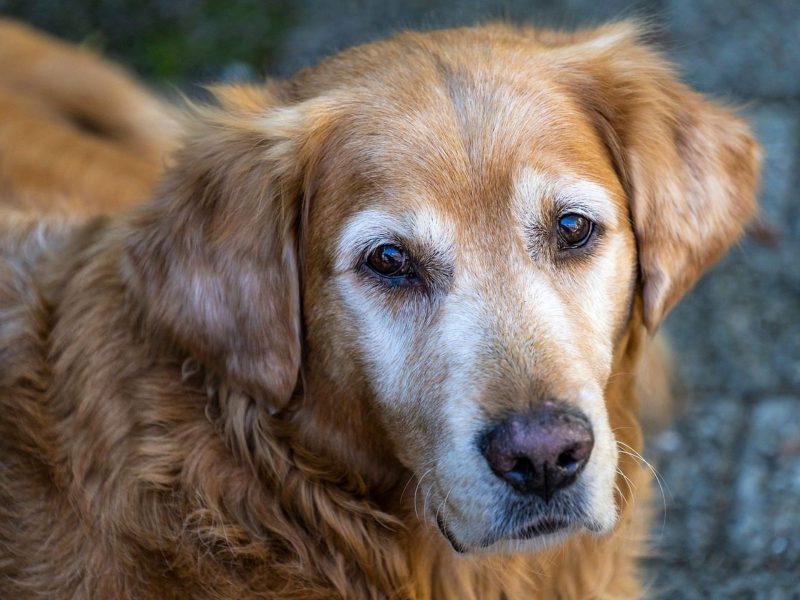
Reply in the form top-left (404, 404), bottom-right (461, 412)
top-left (555, 22), bottom-right (761, 331)
top-left (124, 85), bottom-right (338, 412)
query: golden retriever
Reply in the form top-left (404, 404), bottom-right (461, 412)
top-left (0, 19), bottom-right (759, 599)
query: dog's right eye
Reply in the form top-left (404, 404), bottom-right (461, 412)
top-left (365, 244), bottom-right (415, 281)
top-left (556, 213), bottom-right (595, 249)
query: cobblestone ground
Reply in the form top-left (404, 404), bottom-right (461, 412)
top-left (3, 0), bottom-right (799, 596)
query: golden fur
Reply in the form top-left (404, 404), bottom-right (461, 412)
top-left (0, 19), bottom-right (176, 215)
top-left (0, 20), bottom-right (759, 599)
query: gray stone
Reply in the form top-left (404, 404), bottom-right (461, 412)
top-left (665, 231), bottom-right (800, 397)
top-left (665, 0), bottom-right (800, 99)
top-left (647, 568), bottom-right (800, 599)
top-left (743, 103), bottom-right (800, 235)
top-left (728, 397), bottom-right (800, 568)
top-left (647, 397), bottom-right (746, 563)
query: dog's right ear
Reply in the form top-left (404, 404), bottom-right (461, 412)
top-left (548, 22), bottom-right (760, 332)
top-left (124, 85), bottom-right (340, 412)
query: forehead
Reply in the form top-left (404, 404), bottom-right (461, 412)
top-left (306, 35), bottom-right (627, 244)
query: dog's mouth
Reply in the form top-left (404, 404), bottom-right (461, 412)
top-left (436, 513), bottom-right (468, 553)
top-left (436, 512), bottom-right (574, 552)
top-left (509, 517), bottom-right (572, 539)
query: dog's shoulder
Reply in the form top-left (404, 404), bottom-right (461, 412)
top-left (0, 209), bottom-right (76, 361)
top-left (0, 209), bottom-right (137, 598)
top-left (0, 210), bottom-right (81, 594)
top-left (0, 209), bottom-right (81, 328)
top-left (0, 209), bottom-right (85, 453)
top-left (0, 208), bottom-right (109, 458)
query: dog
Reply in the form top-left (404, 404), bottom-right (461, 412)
top-left (0, 19), bottom-right (760, 599)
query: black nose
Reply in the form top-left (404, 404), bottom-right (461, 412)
top-left (479, 405), bottom-right (594, 501)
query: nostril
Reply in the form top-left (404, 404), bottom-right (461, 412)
top-left (506, 456), bottom-right (535, 486)
top-left (556, 446), bottom-right (585, 476)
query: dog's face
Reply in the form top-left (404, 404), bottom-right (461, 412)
top-left (301, 70), bottom-right (635, 551)
top-left (127, 24), bottom-right (759, 554)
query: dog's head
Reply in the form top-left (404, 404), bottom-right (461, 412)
top-left (126, 23), bottom-right (759, 553)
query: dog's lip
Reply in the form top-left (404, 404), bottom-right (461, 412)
top-left (436, 513), bottom-right (468, 554)
top-left (508, 516), bottom-right (573, 540)
top-left (436, 512), bottom-right (575, 552)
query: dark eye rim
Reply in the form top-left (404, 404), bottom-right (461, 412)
top-left (362, 243), bottom-right (420, 286)
top-left (556, 212), bottom-right (596, 250)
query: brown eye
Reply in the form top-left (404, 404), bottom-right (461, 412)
top-left (366, 244), bottom-right (414, 278)
top-left (557, 213), bottom-right (594, 249)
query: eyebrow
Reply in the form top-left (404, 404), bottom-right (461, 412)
top-left (335, 207), bottom-right (456, 273)
top-left (514, 169), bottom-right (619, 228)
top-left (555, 179), bottom-right (618, 227)
top-left (335, 209), bottom-right (405, 272)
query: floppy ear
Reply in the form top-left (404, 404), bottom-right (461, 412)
top-left (556, 22), bottom-right (761, 331)
top-left (124, 85), bottom-right (336, 412)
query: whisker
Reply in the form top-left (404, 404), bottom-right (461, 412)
top-left (439, 486), bottom-right (455, 533)
top-left (616, 441), bottom-right (671, 535)
top-left (614, 469), bottom-right (634, 509)
top-left (610, 426), bottom-right (634, 434)
top-left (422, 480), bottom-right (436, 522)
top-left (399, 470), bottom-right (419, 504)
top-left (412, 467), bottom-right (434, 523)
top-left (616, 464), bottom-right (637, 493)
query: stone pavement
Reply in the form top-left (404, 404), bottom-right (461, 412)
top-left (3, 0), bottom-right (799, 596)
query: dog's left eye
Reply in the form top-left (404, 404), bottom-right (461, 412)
top-left (556, 213), bottom-right (594, 249)
top-left (366, 244), bottom-right (415, 280)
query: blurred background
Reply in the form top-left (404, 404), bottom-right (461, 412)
top-left (1, 0), bottom-right (797, 596)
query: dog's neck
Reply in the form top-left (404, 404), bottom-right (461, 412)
top-left (286, 369), bottom-right (409, 496)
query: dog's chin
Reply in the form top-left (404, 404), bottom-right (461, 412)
top-left (436, 512), bottom-right (614, 555)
